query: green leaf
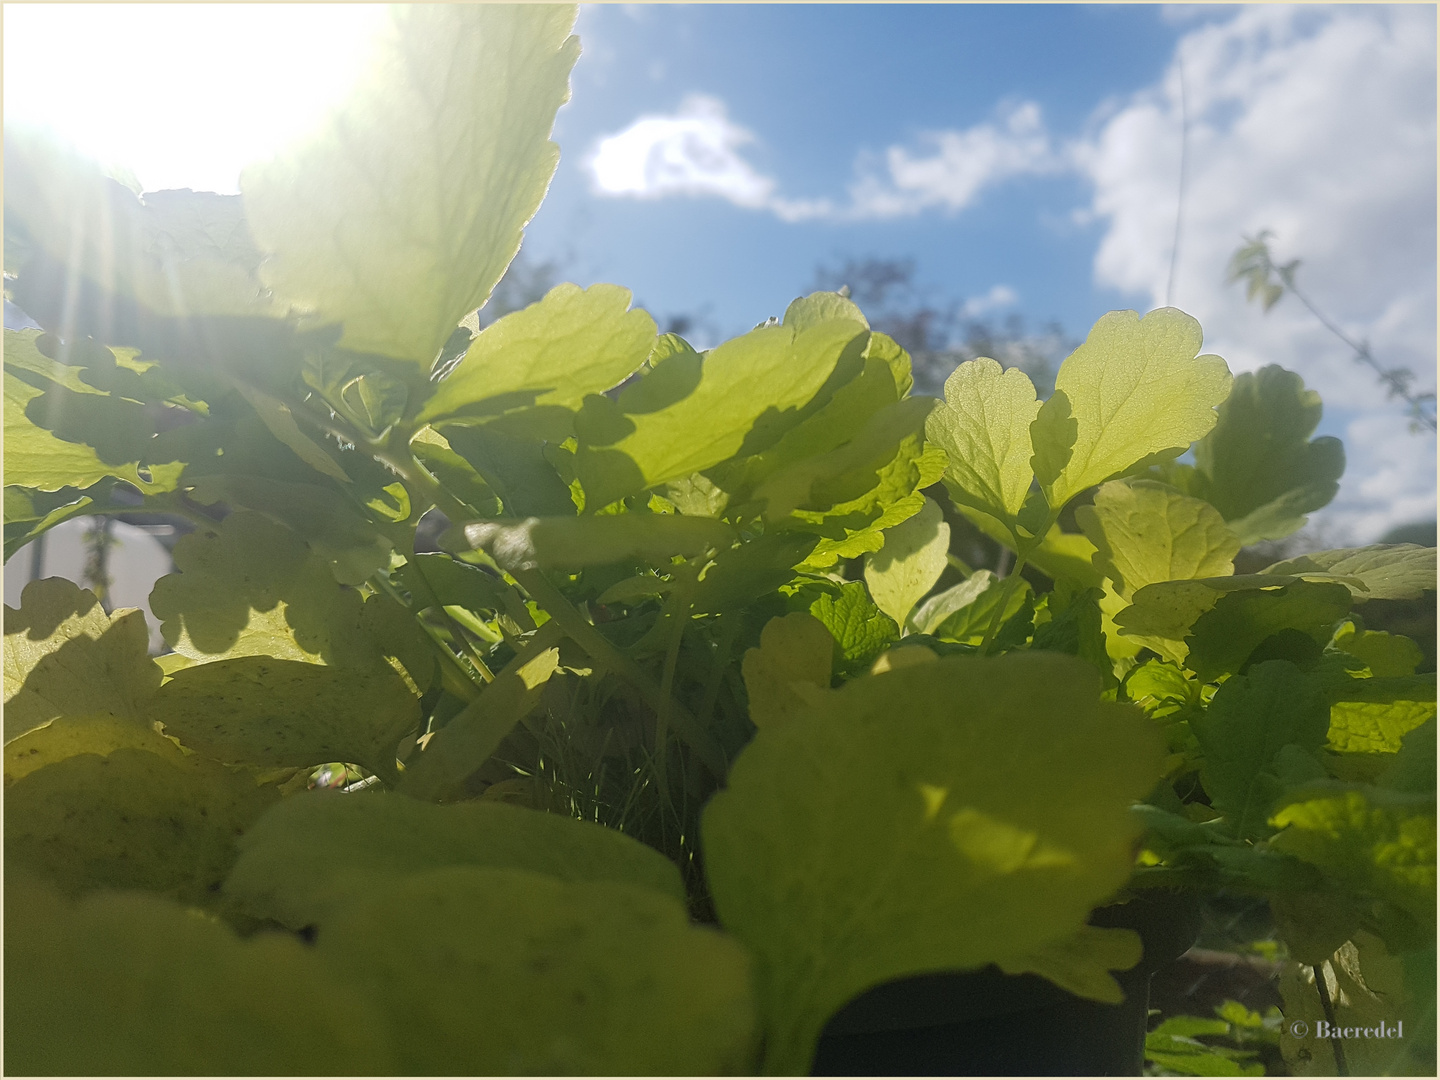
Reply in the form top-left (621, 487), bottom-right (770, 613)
top-left (1331, 622), bottom-right (1424, 677)
top-left (4, 872), bottom-right (396, 1075)
top-left (442, 423), bottom-right (580, 517)
top-left (421, 283), bottom-right (656, 423)
top-left (5, 731), bottom-right (279, 903)
top-left (925, 357), bottom-right (1041, 521)
top-left (315, 867), bottom-right (757, 1075)
top-left (456, 512), bottom-right (736, 572)
top-left (1261, 544), bottom-right (1437, 601)
top-left (1191, 365), bottom-right (1345, 544)
top-left (807, 580), bottom-right (900, 677)
top-left (996, 924), bottom-right (1143, 1004)
top-left (930, 572), bottom-right (1034, 647)
top-left (702, 652), bottom-right (1163, 1074)
top-left (1191, 660), bottom-right (1332, 839)
top-left (4, 332), bottom-right (185, 494)
top-left (1075, 479), bottom-right (1240, 600)
top-left (742, 613), bottom-right (835, 729)
top-left (4, 130), bottom-right (284, 325)
top-left (410, 429), bottom-right (503, 516)
top-left (575, 319), bottom-right (864, 507)
top-left (187, 475), bottom-right (394, 586)
top-left (152, 656), bottom-right (419, 784)
top-left (150, 511), bottom-right (381, 666)
top-left (1043, 308), bottom-right (1232, 508)
top-left (691, 532), bottom-right (818, 614)
top-left (1278, 932), bottom-right (1435, 1076)
top-left (3, 578), bottom-right (161, 742)
top-left (234, 384), bottom-right (354, 484)
top-left (1328, 676), bottom-right (1437, 754)
top-left (783, 289), bottom-right (869, 331)
top-left (954, 502), bottom-right (1105, 588)
top-left (911, 569), bottom-right (998, 636)
top-left (241, 6), bottom-right (581, 366)
top-left (863, 496), bottom-right (950, 627)
top-left (1186, 581), bottom-right (1354, 682)
top-left (400, 640), bottom-right (561, 801)
top-left (1379, 719), bottom-right (1436, 794)
top-left (1271, 790), bottom-right (1436, 930)
top-left (225, 791), bottom-right (687, 929)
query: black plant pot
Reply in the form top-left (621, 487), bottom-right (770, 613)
top-left (811, 891), bottom-right (1203, 1077)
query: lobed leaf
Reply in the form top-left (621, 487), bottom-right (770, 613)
top-left (807, 580), bottom-right (900, 676)
top-left (1261, 544), bottom-right (1437, 601)
top-left (1075, 479), bottom-right (1240, 600)
top-left (3, 577), bottom-right (161, 742)
top-left (420, 283), bottom-right (656, 423)
top-left (863, 496), bottom-right (950, 627)
top-left (1328, 676), bottom-right (1437, 755)
top-left (742, 613), bottom-right (835, 729)
top-left (925, 357), bottom-right (1041, 521)
top-left (702, 651), bottom-right (1163, 1073)
top-left (241, 5), bottom-right (581, 367)
top-left (1042, 308), bottom-right (1232, 508)
top-left (1192, 365), bottom-right (1345, 544)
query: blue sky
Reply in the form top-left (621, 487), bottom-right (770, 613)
top-left (4, 3), bottom-right (1435, 542)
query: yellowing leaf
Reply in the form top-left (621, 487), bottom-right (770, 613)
top-left (421, 283), bottom-right (656, 423)
top-left (925, 357), bottom-right (1041, 521)
top-left (863, 496), bottom-right (950, 627)
top-left (742, 613), bottom-right (835, 729)
top-left (702, 651), bottom-right (1163, 1073)
top-left (1075, 479), bottom-right (1240, 600)
top-left (241, 6), bottom-right (580, 366)
top-left (1043, 309), bottom-right (1232, 508)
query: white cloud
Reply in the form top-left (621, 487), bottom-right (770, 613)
top-left (585, 97), bottom-right (1056, 222)
top-left (585, 95), bottom-right (832, 222)
top-left (848, 102), bottom-right (1059, 219)
top-left (960, 284), bottom-right (1020, 318)
top-left (1078, 5), bottom-right (1436, 542)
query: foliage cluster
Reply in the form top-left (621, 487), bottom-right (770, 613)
top-left (4, 6), bottom-right (1435, 1076)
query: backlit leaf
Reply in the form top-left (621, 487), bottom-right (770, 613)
top-left (742, 613), bottom-right (835, 729)
top-left (1261, 544), bottom-right (1437, 601)
top-left (1328, 676), bottom-right (1437, 755)
top-left (702, 651), bottom-right (1163, 1073)
top-left (863, 496), bottom-right (950, 627)
top-left (3, 577), bottom-right (161, 741)
top-left (807, 580), bottom-right (900, 676)
top-left (241, 5), bottom-right (581, 366)
top-left (925, 357), bottom-right (1041, 521)
top-left (421, 283), bottom-right (656, 422)
top-left (1186, 580), bottom-right (1354, 682)
top-left (575, 319), bottom-right (863, 507)
top-left (1075, 479), bottom-right (1240, 600)
top-left (1043, 308), bottom-right (1232, 508)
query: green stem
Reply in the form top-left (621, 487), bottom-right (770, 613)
top-left (651, 570), bottom-right (699, 812)
top-left (511, 566), bottom-right (727, 778)
top-left (370, 570), bottom-right (484, 700)
top-left (976, 510), bottom-right (1058, 656)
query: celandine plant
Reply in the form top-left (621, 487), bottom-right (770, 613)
top-left (3, 6), bottom-right (1434, 1076)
